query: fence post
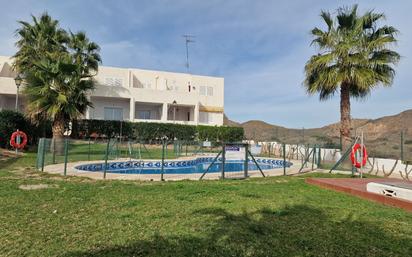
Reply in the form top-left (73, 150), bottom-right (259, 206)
top-left (244, 143), bottom-right (249, 178)
top-left (161, 140), bottom-right (165, 181)
top-left (165, 142), bottom-right (168, 159)
top-left (401, 131), bottom-right (404, 162)
top-left (36, 138), bottom-right (42, 170)
top-left (127, 140), bottom-right (132, 160)
top-left (283, 143), bottom-right (286, 176)
top-left (297, 144), bottom-right (300, 160)
top-left (221, 143), bottom-right (225, 179)
top-left (52, 138), bottom-right (56, 164)
top-left (63, 138), bottom-right (69, 176)
top-left (317, 145), bottom-right (321, 168)
top-left (103, 139), bottom-right (110, 179)
top-left (88, 137), bottom-right (91, 161)
top-left (311, 146), bottom-right (316, 171)
top-left (41, 138), bottom-right (46, 172)
top-left (138, 141), bottom-right (142, 159)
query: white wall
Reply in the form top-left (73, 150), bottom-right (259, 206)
top-left (0, 55), bottom-right (225, 126)
top-left (128, 68), bottom-right (224, 108)
top-left (254, 141), bottom-right (412, 180)
top-left (364, 157), bottom-right (411, 180)
top-left (199, 112), bottom-right (223, 126)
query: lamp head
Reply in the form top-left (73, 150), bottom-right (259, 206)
top-left (14, 74), bottom-right (23, 87)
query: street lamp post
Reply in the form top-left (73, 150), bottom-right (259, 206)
top-left (14, 74), bottom-right (23, 111)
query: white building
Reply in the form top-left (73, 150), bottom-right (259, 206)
top-left (0, 56), bottom-right (224, 126)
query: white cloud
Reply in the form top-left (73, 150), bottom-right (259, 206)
top-left (0, 0), bottom-right (411, 128)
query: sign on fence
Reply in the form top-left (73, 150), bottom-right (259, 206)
top-left (225, 145), bottom-right (245, 160)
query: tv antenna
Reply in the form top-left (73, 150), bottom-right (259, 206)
top-left (182, 34), bottom-right (195, 72)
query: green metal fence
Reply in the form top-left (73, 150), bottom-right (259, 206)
top-left (255, 128), bottom-right (412, 170)
top-left (35, 138), bottom-right (319, 179)
top-left (35, 138), bottom-right (227, 175)
top-left (36, 138), bottom-right (211, 171)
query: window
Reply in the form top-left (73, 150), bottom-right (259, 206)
top-left (200, 86), bottom-right (213, 96)
top-left (138, 110), bottom-right (151, 120)
top-left (199, 86), bottom-right (207, 96)
top-left (199, 112), bottom-right (213, 124)
top-left (104, 107), bottom-right (123, 121)
top-left (207, 86), bottom-right (213, 96)
top-left (105, 77), bottom-right (123, 87)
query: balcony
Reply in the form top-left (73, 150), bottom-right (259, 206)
top-left (134, 102), bottom-right (162, 121)
top-left (167, 104), bottom-right (195, 123)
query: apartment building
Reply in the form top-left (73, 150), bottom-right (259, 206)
top-left (0, 56), bottom-right (224, 126)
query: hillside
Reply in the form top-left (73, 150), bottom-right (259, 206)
top-left (224, 110), bottom-right (412, 159)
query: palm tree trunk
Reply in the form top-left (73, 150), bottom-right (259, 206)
top-left (340, 82), bottom-right (352, 153)
top-left (51, 116), bottom-right (65, 154)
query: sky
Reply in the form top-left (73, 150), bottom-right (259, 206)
top-left (0, 0), bottom-right (411, 128)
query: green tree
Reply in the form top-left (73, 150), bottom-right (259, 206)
top-left (304, 5), bottom-right (399, 152)
top-left (13, 13), bottom-right (101, 141)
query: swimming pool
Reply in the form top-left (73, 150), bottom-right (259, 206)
top-left (75, 157), bottom-right (292, 175)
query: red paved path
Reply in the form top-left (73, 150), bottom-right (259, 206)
top-left (306, 178), bottom-right (412, 212)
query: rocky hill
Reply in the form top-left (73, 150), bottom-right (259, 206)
top-left (224, 110), bottom-right (412, 159)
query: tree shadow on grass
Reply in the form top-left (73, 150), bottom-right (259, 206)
top-left (63, 205), bottom-right (411, 257)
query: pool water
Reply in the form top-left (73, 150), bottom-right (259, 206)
top-left (75, 157), bottom-right (291, 175)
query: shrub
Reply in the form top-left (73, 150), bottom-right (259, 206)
top-left (0, 110), bottom-right (53, 148)
top-left (197, 125), bottom-right (219, 141)
top-left (71, 119), bottom-right (244, 142)
top-left (0, 110), bottom-right (31, 148)
top-left (71, 119), bottom-right (133, 138)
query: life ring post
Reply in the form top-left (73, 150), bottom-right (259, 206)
top-left (350, 143), bottom-right (368, 170)
top-left (10, 130), bottom-right (28, 151)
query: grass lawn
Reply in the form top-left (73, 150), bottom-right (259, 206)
top-left (0, 152), bottom-right (411, 256)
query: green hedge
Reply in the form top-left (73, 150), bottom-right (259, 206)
top-left (71, 119), bottom-right (244, 142)
top-left (0, 110), bottom-right (51, 148)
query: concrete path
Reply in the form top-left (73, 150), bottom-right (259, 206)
top-left (43, 156), bottom-right (313, 181)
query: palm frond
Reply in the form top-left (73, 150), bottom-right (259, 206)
top-left (320, 11), bottom-right (333, 30)
top-left (14, 13), bottom-right (101, 132)
top-left (305, 4), bottom-right (399, 100)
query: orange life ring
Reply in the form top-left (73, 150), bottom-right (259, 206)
top-left (10, 130), bottom-right (28, 149)
top-left (350, 143), bottom-right (368, 168)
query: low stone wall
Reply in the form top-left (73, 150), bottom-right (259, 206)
top-left (364, 157), bottom-right (411, 180)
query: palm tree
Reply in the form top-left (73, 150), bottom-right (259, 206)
top-left (14, 14), bottom-right (68, 73)
top-left (13, 13), bottom-right (101, 142)
top-left (304, 5), bottom-right (400, 152)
